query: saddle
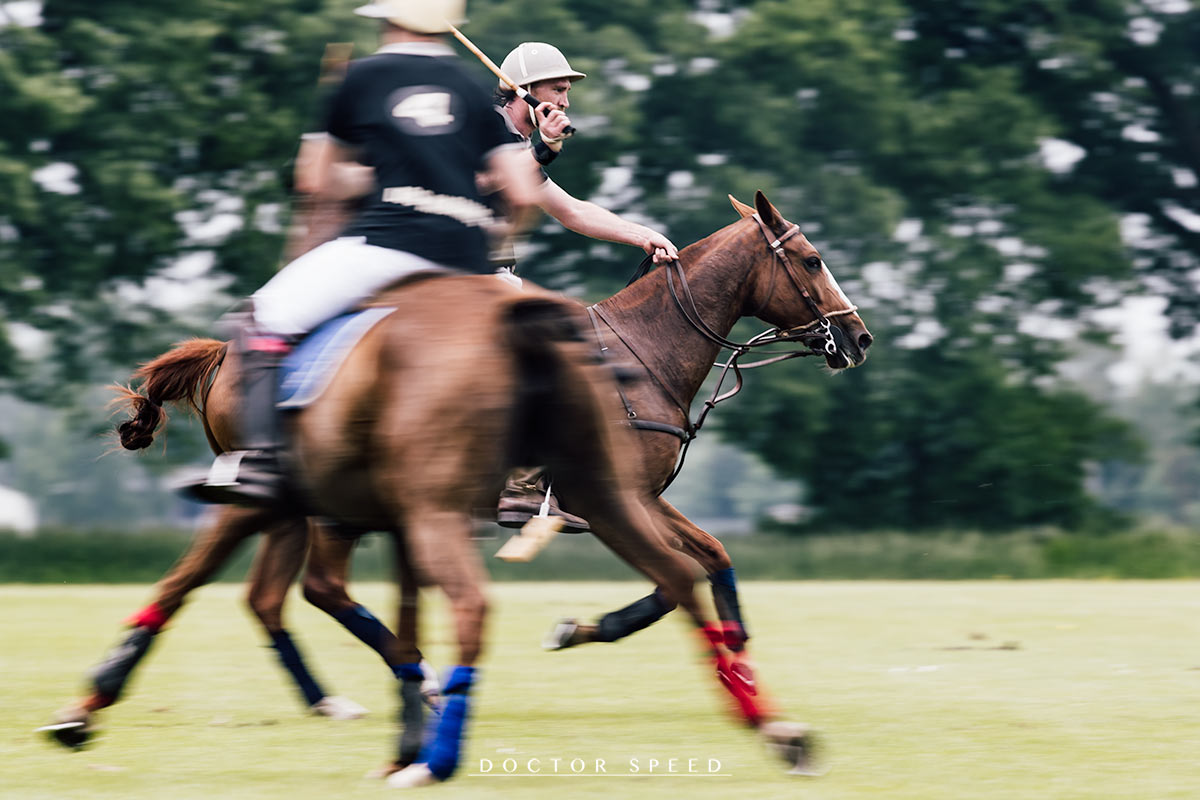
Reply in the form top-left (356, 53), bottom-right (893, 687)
top-left (277, 307), bottom-right (397, 409)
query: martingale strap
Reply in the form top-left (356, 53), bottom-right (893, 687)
top-left (588, 303), bottom-right (696, 430)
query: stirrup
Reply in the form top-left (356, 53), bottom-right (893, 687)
top-left (496, 483), bottom-right (590, 533)
top-left (177, 450), bottom-right (287, 507)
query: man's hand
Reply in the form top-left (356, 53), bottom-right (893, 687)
top-left (643, 232), bottom-right (679, 264)
top-left (536, 102), bottom-right (572, 146)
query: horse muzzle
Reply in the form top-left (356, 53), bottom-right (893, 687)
top-left (826, 320), bottom-right (872, 369)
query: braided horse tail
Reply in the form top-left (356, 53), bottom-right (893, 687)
top-left (113, 338), bottom-right (228, 450)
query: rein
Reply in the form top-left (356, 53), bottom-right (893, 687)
top-left (592, 214), bottom-right (859, 492)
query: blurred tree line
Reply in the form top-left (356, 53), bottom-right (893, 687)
top-left (1, 0), bottom-right (1197, 531)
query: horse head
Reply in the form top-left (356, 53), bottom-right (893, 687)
top-left (729, 191), bottom-right (872, 370)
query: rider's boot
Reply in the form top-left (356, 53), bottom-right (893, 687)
top-left (496, 468), bottom-right (590, 533)
top-left (180, 327), bottom-right (292, 507)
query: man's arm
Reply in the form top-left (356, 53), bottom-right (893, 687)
top-left (294, 134), bottom-right (374, 201)
top-left (486, 144), bottom-right (543, 226)
top-left (537, 179), bottom-right (678, 263)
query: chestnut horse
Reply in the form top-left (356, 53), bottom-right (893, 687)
top-left (47, 191), bottom-right (868, 777)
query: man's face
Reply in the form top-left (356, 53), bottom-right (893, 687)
top-left (529, 78), bottom-right (572, 111)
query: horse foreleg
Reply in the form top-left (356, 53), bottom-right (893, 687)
top-left (43, 506), bottom-right (271, 750)
top-left (387, 511), bottom-right (485, 788)
top-left (574, 490), bottom-right (771, 727)
top-left (648, 499), bottom-right (771, 721)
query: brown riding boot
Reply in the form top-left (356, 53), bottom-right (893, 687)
top-left (496, 469), bottom-right (590, 533)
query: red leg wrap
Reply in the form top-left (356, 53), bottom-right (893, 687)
top-left (699, 625), bottom-right (764, 727)
top-left (721, 620), bottom-right (747, 652)
top-left (124, 602), bottom-right (169, 632)
top-left (83, 692), bottom-right (115, 712)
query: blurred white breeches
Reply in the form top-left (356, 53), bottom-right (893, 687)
top-left (251, 237), bottom-right (445, 336)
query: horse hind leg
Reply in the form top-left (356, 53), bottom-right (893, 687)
top-left (387, 510), bottom-right (486, 788)
top-left (42, 506), bottom-right (271, 750)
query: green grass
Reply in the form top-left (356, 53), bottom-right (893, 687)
top-left (3, 581), bottom-right (1200, 799)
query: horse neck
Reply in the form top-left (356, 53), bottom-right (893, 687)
top-left (598, 223), bottom-right (758, 407)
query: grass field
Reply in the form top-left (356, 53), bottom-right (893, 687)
top-left (3, 581), bottom-right (1200, 799)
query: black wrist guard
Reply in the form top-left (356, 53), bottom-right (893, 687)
top-left (533, 140), bottom-right (559, 166)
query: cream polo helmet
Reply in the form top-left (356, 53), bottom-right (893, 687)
top-left (499, 42), bottom-right (586, 89)
top-left (353, 0), bottom-right (466, 34)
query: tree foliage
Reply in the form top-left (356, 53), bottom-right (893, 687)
top-left (1, 0), bottom-right (1186, 528)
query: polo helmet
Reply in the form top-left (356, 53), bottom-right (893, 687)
top-left (499, 42), bottom-right (586, 89)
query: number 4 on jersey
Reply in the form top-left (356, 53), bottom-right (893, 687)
top-left (392, 92), bottom-right (455, 128)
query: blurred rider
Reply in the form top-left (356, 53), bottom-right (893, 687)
top-left (182, 0), bottom-right (539, 507)
top-left (488, 42), bottom-right (679, 532)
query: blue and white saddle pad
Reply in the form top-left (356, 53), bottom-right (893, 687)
top-left (277, 307), bottom-right (397, 409)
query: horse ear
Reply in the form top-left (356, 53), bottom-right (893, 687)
top-left (754, 190), bottom-right (782, 228)
top-left (728, 194), bottom-right (755, 219)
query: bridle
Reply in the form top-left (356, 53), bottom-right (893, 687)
top-left (589, 213), bottom-right (861, 491)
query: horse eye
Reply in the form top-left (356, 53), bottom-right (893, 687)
top-left (805, 255), bottom-right (822, 271)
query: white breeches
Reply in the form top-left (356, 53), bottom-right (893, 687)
top-left (251, 237), bottom-right (445, 336)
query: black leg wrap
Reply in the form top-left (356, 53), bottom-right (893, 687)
top-left (709, 568), bottom-right (749, 649)
top-left (397, 678), bottom-right (428, 767)
top-left (593, 589), bottom-right (674, 643)
top-left (91, 626), bottom-right (157, 702)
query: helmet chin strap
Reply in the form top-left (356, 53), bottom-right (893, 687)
top-left (525, 89), bottom-right (540, 130)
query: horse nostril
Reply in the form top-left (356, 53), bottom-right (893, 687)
top-left (858, 332), bottom-right (873, 351)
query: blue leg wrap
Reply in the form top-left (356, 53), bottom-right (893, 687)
top-left (396, 662), bottom-right (425, 682)
top-left (419, 666), bottom-right (475, 780)
top-left (270, 629), bottom-right (325, 706)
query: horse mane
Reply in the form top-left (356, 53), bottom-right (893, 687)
top-left (113, 338), bottom-right (228, 450)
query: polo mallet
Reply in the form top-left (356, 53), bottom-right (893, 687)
top-left (446, 23), bottom-right (575, 137)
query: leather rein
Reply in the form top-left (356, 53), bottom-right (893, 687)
top-left (589, 213), bottom-right (858, 492)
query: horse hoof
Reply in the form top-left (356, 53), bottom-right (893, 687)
top-left (38, 719), bottom-right (93, 751)
top-left (385, 763), bottom-right (438, 788)
top-left (542, 619), bottom-right (579, 651)
top-left (311, 695), bottom-right (368, 720)
top-left (761, 720), bottom-right (825, 776)
top-left (364, 761), bottom-right (405, 780)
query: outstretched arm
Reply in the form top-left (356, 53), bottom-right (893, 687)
top-left (537, 179), bottom-right (678, 263)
